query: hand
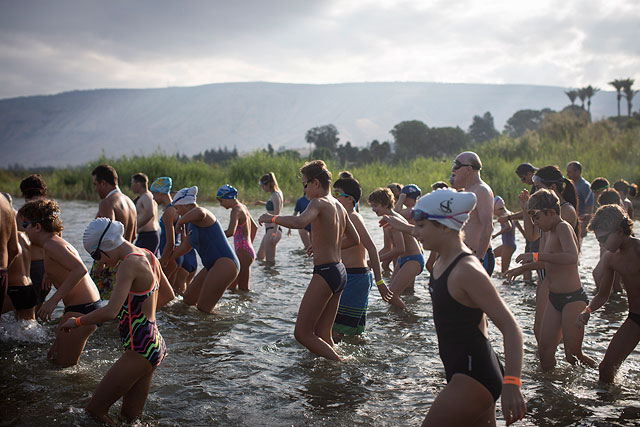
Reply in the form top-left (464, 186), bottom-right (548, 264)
top-left (577, 309), bottom-right (591, 326)
top-left (379, 214), bottom-right (400, 230)
top-left (376, 280), bottom-right (394, 302)
top-left (518, 190), bottom-right (530, 210)
top-left (175, 219), bottom-right (185, 234)
top-left (306, 246), bottom-right (313, 257)
top-left (258, 213), bottom-right (273, 225)
top-left (504, 266), bottom-right (524, 283)
top-left (37, 298), bottom-right (58, 322)
top-left (287, 228), bottom-right (292, 237)
top-left (41, 272), bottom-right (52, 293)
top-left (61, 317), bottom-right (78, 331)
top-left (515, 253), bottom-right (534, 264)
top-left (501, 384), bottom-right (527, 426)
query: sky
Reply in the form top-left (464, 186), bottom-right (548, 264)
top-left (1, 0), bottom-right (638, 99)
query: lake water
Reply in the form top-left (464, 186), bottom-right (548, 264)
top-left (1, 200), bottom-right (639, 426)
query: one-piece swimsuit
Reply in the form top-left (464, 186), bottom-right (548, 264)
top-left (233, 203), bottom-right (256, 260)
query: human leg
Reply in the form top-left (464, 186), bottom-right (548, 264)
top-left (265, 229), bottom-right (282, 264)
top-left (235, 249), bottom-right (253, 291)
top-left (534, 279), bottom-right (550, 343)
top-left (50, 310), bottom-right (97, 367)
top-left (120, 368), bottom-right (155, 421)
top-left (500, 246), bottom-right (515, 273)
top-left (172, 267), bottom-right (189, 295)
top-left (388, 261), bottom-right (421, 309)
top-left (182, 268), bottom-right (206, 306)
top-left (196, 257), bottom-right (239, 313)
top-left (538, 304), bottom-right (563, 371)
top-left (599, 317), bottom-right (640, 383)
top-left (561, 301), bottom-right (595, 366)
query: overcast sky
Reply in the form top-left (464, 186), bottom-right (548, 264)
top-left (1, 0), bottom-right (638, 99)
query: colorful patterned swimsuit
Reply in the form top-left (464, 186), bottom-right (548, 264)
top-left (116, 250), bottom-right (167, 368)
top-left (234, 203), bottom-right (256, 260)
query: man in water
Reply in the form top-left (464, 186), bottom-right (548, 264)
top-left (131, 173), bottom-right (160, 255)
top-left (450, 151), bottom-right (495, 275)
top-left (566, 161), bottom-right (594, 240)
top-left (0, 191), bottom-right (20, 325)
top-left (91, 164), bottom-right (137, 298)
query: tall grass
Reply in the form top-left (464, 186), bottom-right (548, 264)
top-left (2, 120), bottom-right (639, 212)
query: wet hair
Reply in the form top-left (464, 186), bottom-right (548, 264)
top-left (527, 188), bottom-right (560, 215)
top-left (333, 178), bottom-right (361, 204)
top-left (597, 188), bottom-right (623, 207)
top-left (300, 160), bottom-right (332, 190)
top-left (368, 187), bottom-right (395, 208)
top-left (590, 177), bottom-right (609, 192)
top-left (431, 181), bottom-right (449, 190)
top-left (629, 183), bottom-right (638, 198)
top-left (131, 173), bottom-right (148, 185)
top-left (387, 183), bottom-right (402, 200)
top-left (20, 174), bottom-right (47, 199)
top-left (259, 172), bottom-right (280, 191)
top-left (92, 164), bottom-right (118, 186)
top-left (613, 179), bottom-right (630, 197)
top-left (588, 204), bottom-right (633, 236)
top-left (566, 161), bottom-right (582, 173)
top-left (515, 163), bottom-right (537, 176)
top-left (17, 199), bottom-right (63, 234)
top-left (338, 170), bottom-right (354, 179)
top-left (535, 166), bottom-right (579, 213)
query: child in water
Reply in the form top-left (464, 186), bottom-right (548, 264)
top-left (492, 196), bottom-right (522, 274)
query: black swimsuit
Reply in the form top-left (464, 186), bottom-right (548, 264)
top-left (429, 252), bottom-right (504, 402)
top-left (313, 262), bottom-right (347, 294)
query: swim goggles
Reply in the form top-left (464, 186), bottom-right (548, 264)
top-left (410, 208), bottom-right (470, 224)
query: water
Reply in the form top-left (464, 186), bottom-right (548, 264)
top-left (1, 200), bottom-right (639, 426)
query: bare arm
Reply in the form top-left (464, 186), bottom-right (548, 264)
top-left (578, 253), bottom-right (615, 324)
top-left (341, 211), bottom-right (360, 250)
top-left (224, 206), bottom-right (241, 238)
top-left (259, 199), bottom-right (320, 229)
top-left (394, 193), bottom-right (407, 212)
top-left (175, 207), bottom-right (207, 230)
top-left (379, 228), bottom-right (405, 262)
top-left (6, 216), bottom-right (20, 267)
top-left (160, 208), bottom-right (178, 264)
top-left (539, 222), bottom-right (578, 265)
top-left (474, 186), bottom-right (494, 256)
top-left (156, 261), bottom-right (175, 308)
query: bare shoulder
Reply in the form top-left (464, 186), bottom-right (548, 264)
top-left (349, 211), bottom-right (364, 226)
top-left (473, 181), bottom-right (493, 199)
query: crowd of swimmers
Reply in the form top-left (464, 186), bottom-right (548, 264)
top-left (0, 154), bottom-right (638, 426)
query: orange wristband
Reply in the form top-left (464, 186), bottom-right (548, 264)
top-left (271, 215), bottom-right (278, 224)
top-left (586, 306), bottom-right (592, 313)
top-left (503, 376), bottom-right (522, 387)
top-left (532, 252), bottom-right (539, 262)
top-left (75, 317), bottom-right (83, 327)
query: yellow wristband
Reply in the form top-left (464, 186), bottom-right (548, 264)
top-left (271, 215), bottom-right (278, 224)
top-left (503, 376), bottom-right (522, 387)
top-left (75, 317), bottom-right (83, 327)
top-left (376, 279), bottom-right (385, 287)
top-left (532, 252), bottom-right (539, 262)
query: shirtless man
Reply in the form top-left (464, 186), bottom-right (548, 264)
top-left (131, 173), bottom-right (160, 255)
top-left (18, 200), bottom-right (101, 367)
top-left (332, 177), bottom-right (392, 337)
top-left (506, 189), bottom-right (595, 370)
top-left (259, 160), bottom-right (360, 361)
top-left (20, 174), bottom-right (49, 306)
top-left (450, 151), bottom-right (495, 275)
top-left (91, 164), bottom-right (137, 298)
top-left (578, 205), bottom-right (640, 382)
top-left (0, 191), bottom-right (20, 325)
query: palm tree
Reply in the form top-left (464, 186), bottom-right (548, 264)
top-left (585, 85), bottom-right (599, 113)
top-left (565, 89), bottom-right (578, 106)
top-left (609, 79), bottom-right (624, 117)
top-left (620, 78), bottom-right (637, 116)
top-left (577, 87), bottom-right (588, 109)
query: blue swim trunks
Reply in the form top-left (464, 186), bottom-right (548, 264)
top-left (333, 268), bottom-right (373, 335)
top-left (397, 253), bottom-right (425, 274)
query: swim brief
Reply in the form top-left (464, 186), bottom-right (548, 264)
top-left (548, 287), bottom-right (588, 312)
top-left (313, 262), bottom-right (347, 294)
top-left (7, 285), bottom-right (37, 310)
top-left (397, 253), bottom-right (425, 274)
top-left (64, 299), bottom-right (103, 315)
top-left (135, 230), bottom-right (161, 257)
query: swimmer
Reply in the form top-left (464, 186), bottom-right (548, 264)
top-left (380, 189), bottom-right (526, 426)
top-left (289, 190), bottom-right (312, 252)
top-left (259, 160), bottom-right (360, 361)
top-left (369, 187), bottom-right (424, 309)
top-left (612, 179), bottom-right (635, 219)
top-left (506, 189), bottom-right (596, 370)
top-left (566, 161), bottom-right (594, 240)
top-left (18, 200), bottom-right (101, 367)
top-left (394, 184), bottom-right (422, 221)
top-left (590, 177), bottom-right (610, 207)
top-left (1, 192), bottom-right (20, 325)
top-left (492, 196), bottom-right (523, 274)
top-left (131, 173), bottom-right (160, 256)
top-left (255, 172), bottom-right (283, 264)
top-left (171, 186), bottom-right (240, 314)
top-left (61, 217), bottom-right (174, 425)
top-left (578, 205), bottom-right (640, 383)
top-left (332, 176), bottom-right (392, 337)
top-left (5, 229), bottom-right (37, 321)
top-left (217, 184), bottom-right (257, 291)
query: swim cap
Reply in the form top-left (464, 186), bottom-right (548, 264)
top-left (83, 217), bottom-right (126, 254)
top-left (216, 184), bottom-right (238, 200)
top-left (494, 196), bottom-right (505, 209)
top-left (413, 188), bottom-right (477, 231)
top-left (173, 186), bottom-right (198, 205)
top-left (401, 184), bottom-right (422, 199)
top-left (150, 177), bottom-right (172, 194)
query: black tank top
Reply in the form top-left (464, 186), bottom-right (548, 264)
top-left (429, 252), bottom-right (483, 345)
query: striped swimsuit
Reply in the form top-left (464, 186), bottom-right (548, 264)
top-left (116, 251), bottom-right (167, 368)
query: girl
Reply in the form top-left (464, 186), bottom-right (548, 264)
top-left (492, 196), bottom-right (522, 274)
top-left (255, 172), bottom-right (283, 263)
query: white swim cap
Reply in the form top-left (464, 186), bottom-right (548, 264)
top-left (494, 196), bottom-right (505, 209)
top-left (173, 186), bottom-right (198, 205)
top-left (413, 188), bottom-right (477, 230)
top-left (83, 217), bottom-right (126, 254)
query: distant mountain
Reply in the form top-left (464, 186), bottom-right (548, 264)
top-left (0, 81), bottom-right (617, 167)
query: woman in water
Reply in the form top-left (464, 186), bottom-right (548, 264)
top-left (171, 186), bottom-right (240, 313)
top-left (61, 217), bottom-right (174, 424)
top-left (381, 189), bottom-right (526, 426)
top-left (217, 184), bottom-right (257, 291)
top-left (255, 172), bottom-right (283, 263)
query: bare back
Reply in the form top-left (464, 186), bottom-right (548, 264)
top-left (309, 196), bottom-right (347, 265)
top-left (0, 195), bottom-right (19, 269)
top-left (606, 238), bottom-right (640, 312)
top-left (136, 191), bottom-right (159, 232)
top-left (97, 191), bottom-right (137, 242)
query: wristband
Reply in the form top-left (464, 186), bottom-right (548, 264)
top-left (532, 252), bottom-right (539, 262)
top-left (586, 306), bottom-right (592, 313)
top-left (503, 376), bottom-right (522, 387)
top-left (376, 279), bottom-right (385, 287)
top-left (75, 317), bottom-right (83, 327)
top-left (271, 215), bottom-right (278, 224)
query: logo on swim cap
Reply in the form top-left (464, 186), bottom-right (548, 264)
top-left (440, 199), bottom-right (453, 213)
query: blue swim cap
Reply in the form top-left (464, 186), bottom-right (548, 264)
top-left (401, 184), bottom-right (422, 199)
top-left (217, 184), bottom-right (238, 200)
top-left (150, 177), bottom-right (172, 194)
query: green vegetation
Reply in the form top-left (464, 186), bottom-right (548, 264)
top-left (2, 116), bottom-right (639, 212)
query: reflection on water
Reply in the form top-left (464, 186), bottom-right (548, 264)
top-left (1, 199), bottom-right (639, 426)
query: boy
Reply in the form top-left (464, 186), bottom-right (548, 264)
top-left (258, 160), bottom-right (359, 361)
top-left (18, 200), bottom-right (101, 367)
top-left (506, 189), bottom-right (595, 370)
top-left (578, 204), bottom-right (640, 382)
top-left (131, 172), bottom-right (160, 255)
top-left (368, 188), bottom-right (424, 309)
top-left (332, 177), bottom-right (392, 337)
